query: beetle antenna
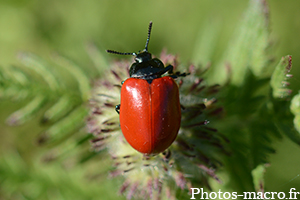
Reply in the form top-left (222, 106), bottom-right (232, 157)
top-left (144, 21), bottom-right (153, 52)
top-left (106, 50), bottom-right (136, 56)
top-left (107, 21), bottom-right (153, 56)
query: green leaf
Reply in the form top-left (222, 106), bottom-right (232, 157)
top-left (217, 70), bottom-right (284, 193)
top-left (270, 55), bottom-right (292, 99)
top-left (192, 20), bottom-right (220, 66)
top-left (209, 0), bottom-right (270, 85)
top-left (251, 164), bottom-right (266, 192)
top-left (294, 115), bottom-right (300, 134)
top-left (291, 93), bottom-right (300, 116)
top-left (272, 98), bottom-right (300, 145)
top-left (291, 93), bottom-right (300, 133)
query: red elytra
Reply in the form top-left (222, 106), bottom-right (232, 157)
top-left (107, 22), bottom-right (186, 154)
top-left (119, 76), bottom-right (181, 154)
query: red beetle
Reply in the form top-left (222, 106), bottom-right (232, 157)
top-left (107, 22), bottom-right (186, 154)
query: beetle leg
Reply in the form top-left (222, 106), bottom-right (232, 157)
top-left (175, 71), bottom-right (189, 77)
top-left (162, 149), bottom-right (172, 160)
top-left (164, 65), bottom-right (174, 74)
top-left (113, 81), bottom-right (125, 89)
top-left (158, 65), bottom-right (189, 78)
top-left (165, 65), bottom-right (174, 74)
top-left (165, 64), bottom-right (190, 78)
top-left (115, 104), bottom-right (120, 114)
top-left (170, 71), bottom-right (189, 78)
top-left (156, 64), bottom-right (174, 77)
top-left (113, 84), bottom-right (122, 88)
top-left (169, 73), bottom-right (189, 79)
top-left (180, 104), bottom-right (186, 110)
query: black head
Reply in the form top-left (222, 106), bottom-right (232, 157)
top-left (107, 22), bottom-right (166, 80)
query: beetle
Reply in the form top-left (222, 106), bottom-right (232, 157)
top-left (107, 22), bottom-right (187, 154)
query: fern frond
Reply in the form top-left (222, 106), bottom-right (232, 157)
top-left (0, 51), bottom-right (101, 148)
top-left (38, 106), bottom-right (88, 145)
top-left (6, 95), bottom-right (46, 126)
top-left (52, 53), bottom-right (91, 100)
top-left (0, 151), bottom-right (118, 200)
top-left (42, 95), bottom-right (75, 123)
top-left (18, 52), bottom-right (62, 90)
top-left (86, 42), bottom-right (110, 74)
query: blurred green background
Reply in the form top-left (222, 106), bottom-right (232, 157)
top-left (1, 0), bottom-right (300, 199)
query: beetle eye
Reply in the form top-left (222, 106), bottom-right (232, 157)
top-left (135, 57), bottom-right (143, 63)
top-left (135, 52), bottom-right (152, 63)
